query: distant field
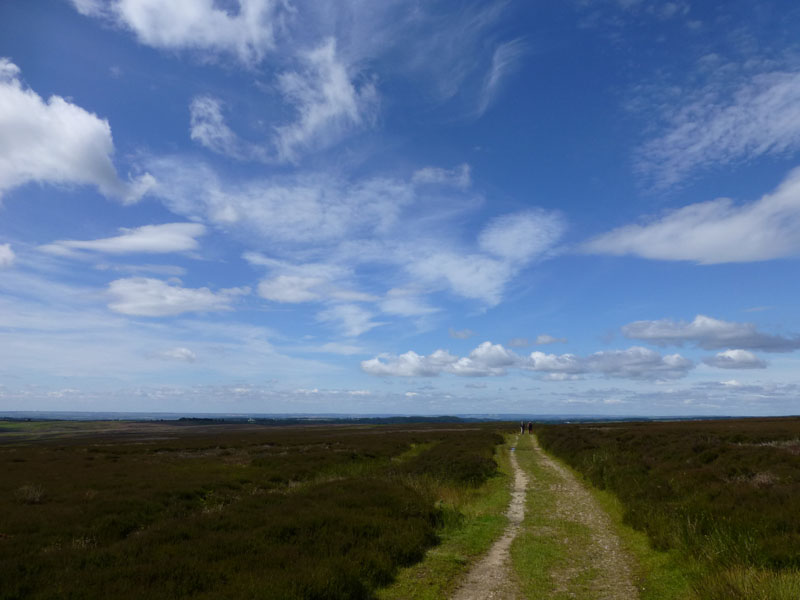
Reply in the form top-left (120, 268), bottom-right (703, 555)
top-left (0, 420), bottom-right (505, 599)
top-left (534, 417), bottom-right (800, 599)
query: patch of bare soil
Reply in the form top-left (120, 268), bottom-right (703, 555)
top-left (451, 437), bottom-right (529, 600)
top-left (532, 436), bottom-right (639, 600)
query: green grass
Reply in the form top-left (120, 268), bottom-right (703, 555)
top-left (509, 434), bottom-right (566, 598)
top-left (510, 434), bottom-right (695, 599)
top-left (376, 433), bottom-right (513, 600)
top-left (563, 453), bottom-right (696, 599)
top-left (534, 418), bottom-right (800, 599)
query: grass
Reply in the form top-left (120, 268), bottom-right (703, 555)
top-left (510, 433), bottom-right (696, 599)
top-left (534, 418), bottom-right (800, 599)
top-left (0, 421), bottom-right (506, 599)
top-left (376, 433), bottom-right (514, 600)
top-left (509, 433), bottom-right (567, 598)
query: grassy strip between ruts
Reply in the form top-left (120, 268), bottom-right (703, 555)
top-left (375, 434), bottom-right (513, 600)
top-left (510, 434), bottom-right (694, 600)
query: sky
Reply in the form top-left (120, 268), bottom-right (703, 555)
top-left (1, 0), bottom-right (800, 416)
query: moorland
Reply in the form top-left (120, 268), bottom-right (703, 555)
top-left (0, 419), bottom-right (504, 599)
top-left (535, 417), bottom-right (800, 599)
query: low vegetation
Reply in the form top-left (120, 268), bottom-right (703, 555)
top-left (534, 418), bottom-right (800, 599)
top-left (0, 420), bottom-right (505, 599)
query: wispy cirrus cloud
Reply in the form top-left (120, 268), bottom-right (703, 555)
top-left (317, 303), bottom-right (382, 337)
top-left (148, 158), bottom-right (566, 309)
top-left (274, 38), bottom-right (378, 163)
top-left (638, 71), bottom-right (800, 189)
top-left (477, 38), bottom-right (527, 115)
top-left (189, 96), bottom-right (264, 161)
top-left (0, 244), bottom-right (14, 268)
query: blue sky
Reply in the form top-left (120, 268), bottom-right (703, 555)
top-left (2, 0), bottom-right (800, 416)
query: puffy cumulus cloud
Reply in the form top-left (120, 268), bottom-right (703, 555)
top-left (479, 209), bottom-right (566, 263)
top-left (317, 304), bottom-right (382, 337)
top-left (40, 223), bottom-right (206, 257)
top-left (583, 347), bottom-right (693, 380)
top-left (71, 0), bottom-right (281, 65)
top-left (527, 351), bottom-right (583, 374)
top-left (107, 277), bottom-right (249, 317)
top-left (703, 349), bottom-right (767, 370)
top-left (583, 168), bottom-right (800, 263)
top-left (412, 164), bottom-right (471, 189)
top-left (535, 334), bottom-right (567, 345)
top-left (639, 71), bottom-right (800, 189)
top-left (622, 314), bottom-right (800, 352)
top-left (363, 342), bottom-right (693, 380)
top-left (160, 347), bottom-right (196, 362)
top-left (275, 38), bottom-right (378, 163)
top-left (0, 58), bottom-right (152, 204)
top-left (0, 243), bottom-right (14, 268)
top-left (361, 349), bottom-right (459, 377)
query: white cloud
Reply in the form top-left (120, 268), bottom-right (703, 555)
top-left (477, 38), bottom-right (527, 115)
top-left (639, 71), bottom-right (800, 188)
top-left (583, 347), bottom-right (693, 380)
top-left (108, 277), bottom-right (248, 316)
top-left (508, 337), bottom-right (529, 347)
top-left (40, 223), bottom-right (206, 257)
top-left (361, 349), bottom-right (459, 377)
top-left (535, 334), bottom-right (567, 345)
top-left (313, 342), bottom-right (365, 356)
top-left (189, 96), bottom-right (260, 160)
top-left (148, 157), bottom-right (562, 308)
top-left (450, 328), bottom-right (476, 340)
top-left (147, 158), bottom-right (413, 245)
top-left (317, 304), bottom-right (381, 337)
top-left (160, 347), bottom-right (197, 362)
top-left (363, 341), bottom-right (693, 380)
top-left (412, 164), bottom-right (471, 189)
top-left (408, 251), bottom-right (512, 306)
top-left (582, 168), bottom-right (800, 263)
top-left (479, 209), bottom-right (566, 263)
top-left (527, 351), bottom-right (583, 374)
top-left (258, 274), bottom-right (325, 303)
top-left (251, 257), bottom-right (374, 304)
top-left (0, 58), bottom-right (152, 204)
top-left (703, 349), bottom-right (767, 369)
top-left (0, 243), bottom-right (14, 268)
top-left (380, 289), bottom-right (438, 317)
top-left (622, 314), bottom-right (800, 352)
top-left (73, 0), bottom-right (281, 65)
top-left (274, 38), bottom-right (378, 162)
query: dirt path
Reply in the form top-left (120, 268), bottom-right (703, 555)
top-left (451, 436), bottom-right (529, 600)
top-left (530, 435), bottom-right (639, 599)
